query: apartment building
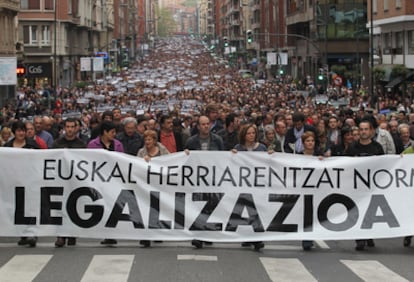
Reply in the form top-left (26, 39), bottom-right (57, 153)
top-left (371, 0), bottom-right (414, 89)
top-left (0, 0), bottom-right (19, 105)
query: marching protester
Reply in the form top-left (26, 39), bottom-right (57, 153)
top-left (4, 120), bottom-right (39, 247)
top-left (185, 115), bottom-right (224, 249)
top-left (345, 118), bottom-right (384, 251)
top-left (232, 123), bottom-right (268, 251)
top-left (87, 121), bottom-right (124, 246)
top-left (52, 118), bottom-right (87, 247)
top-left (137, 129), bottom-right (170, 247)
top-left (297, 131), bottom-right (323, 251)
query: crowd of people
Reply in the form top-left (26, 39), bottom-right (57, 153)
top-left (1, 37), bottom-right (414, 252)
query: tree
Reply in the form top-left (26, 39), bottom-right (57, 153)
top-left (158, 8), bottom-right (176, 37)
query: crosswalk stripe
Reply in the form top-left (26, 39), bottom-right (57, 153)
top-left (177, 255), bottom-right (218, 261)
top-left (0, 255), bottom-right (52, 282)
top-left (314, 240), bottom-right (330, 249)
top-left (80, 255), bottom-right (134, 282)
top-left (260, 257), bottom-right (317, 282)
top-left (341, 260), bottom-right (409, 282)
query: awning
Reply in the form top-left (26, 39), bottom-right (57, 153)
top-left (385, 71), bottom-right (414, 88)
top-left (385, 76), bottom-right (404, 88)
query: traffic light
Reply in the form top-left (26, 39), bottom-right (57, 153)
top-left (318, 68), bottom-right (324, 81)
top-left (223, 37), bottom-right (229, 47)
top-left (246, 30), bottom-right (253, 44)
top-left (279, 69), bottom-right (284, 75)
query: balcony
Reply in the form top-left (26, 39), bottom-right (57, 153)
top-left (0, 0), bottom-right (19, 12)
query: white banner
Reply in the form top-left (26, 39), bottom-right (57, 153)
top-left (93, 57), bottom-right (104, 72)
top-left (80, 57), bottom-right (91, 72)
top-left (0, 148), bottom-right (413, 242)
top-left (267, 52), bottom-right (288, 65)
top-left (0, 57), bottom-right (17, 85)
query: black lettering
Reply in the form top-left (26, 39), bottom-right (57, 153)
top-left (225, 193), bottom-right (264, 232)
top-left (91, 161), bottom-right (107, 182)
top-left (40, 187), bottom-right (63, 225)
top-left (148, 191), bottom-right (172, 229)
top-left (266, 194), bottom-right (299, 232)
top-left (189, 193), bottom-right (224, 231)
top-left (318, 193), bottom-right (358, 231)
top-left (76, 160), bottom-right (89, 181)
top-left (217, 166), bottom-right (237, 186)
top-left (254, 167), bottom-right (266, 187)
top-left (105, 190), bottom-right (144, 228)
top-left (67, 187), bottom-right (103, 228)
top-left (147, 165), bottom-right (163, 185)
top-left (289, 167), bottom-right (301, 187)
top-left (106, 162), bottom-right (126, 183)
top-left (182, 165), bottom-right (194, 186)
top-left (303, 195), bottom-right (313, 232)
top-left (197, 166), bottom-right (210, 186)
top-left (58, 159), bottom-right (74, 180)
top-left (361, 195), bottom-right (399, 228)
top-left (239, 167), bottom-right (252, 187)
top-left (354, 169), bottom-right (371, 189)
top-left (302, 168), bottom-right (315, 188)
top-left (174, 192), bottom-right (185, 229)
top-left (167, 166), bottom-right (179, 186)
top-left (14, 187), bottom-right (36, 225)
top-left (43, 159), bottom-right (56, 180)
top-left (373, 169), bottom-right (393, 189)
top-left (127, 163), bottom-right (137, 184)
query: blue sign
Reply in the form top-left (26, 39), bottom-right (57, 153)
top-left (96, 52), bottom-right (109, 63)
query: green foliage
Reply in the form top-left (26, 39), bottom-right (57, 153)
top-left (73, 81), bottom-right (87, 89)
top-left (373, 67), bottom-right (386, 82)
top-left (158, 8), bottom-right (176, 37)
top-left (330, 65), bottom-right (347, 77)
top-left (182, 0), bottom-right (197, 7)
top-left (391, 64), bottom-right (408, 78)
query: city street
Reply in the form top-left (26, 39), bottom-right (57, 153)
top-left (0, 238), bottom-right (412, 281)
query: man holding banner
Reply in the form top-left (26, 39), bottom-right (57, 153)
top-left (185, 115), bottom-right (224, 249)
top-left (346, 118), bottom-right (384, 251)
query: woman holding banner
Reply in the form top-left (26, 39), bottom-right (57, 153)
top-left (4, 120), bottom-right (39, 247)
top-left (232, 123), bottom-right (267, 251)
top-left (298, 131), bottom-right (323, 251)
top-left (88, 121), bottom-right (124, 246)
top-left (137, 129), bottom-right (170, 247)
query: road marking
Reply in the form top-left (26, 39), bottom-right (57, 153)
top-left (260, 257), bottom-right (317, 282)
top-left (314, 240), bottom-right (330, 249)
top-left (0, 255), bottom-right (52, 282)
top-left (0, 242), bottom-right (304, 250)
top-left (177, 255), bottom-right (218, 261)
top-left (80, 255), bottom-right (134, 282)
top-left (341, 260), bottom-right (409, 282)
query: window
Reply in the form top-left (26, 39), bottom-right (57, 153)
top-left (23, 25), bottom-right (38, 45)
top-left (21, 0), bottom-right (41, 9)
top-left (41, 25), bottom-right (50, 45)
top-left (44, 0), bottom-right (54, 10)
top-left (396, 0), bottom-right (401, 9)
top-left (408, 31), bottom-right (414, 54)
top-left (396, 31), bottom-right (403, 54)
top-left (372, 0), bottom-right (377, 13)
top-left (383, 0), bottom-right (388, 11)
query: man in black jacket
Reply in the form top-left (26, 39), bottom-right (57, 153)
top-left (284, 111), bottom-right (319, 153)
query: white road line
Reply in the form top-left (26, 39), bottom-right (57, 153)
top-left (314, 240), bottom-right (330, 249)
top-left (260, 257), bottom-right (317, 282)
top-left (341, 260), bottom-right (409, 282)
top-left (80, 255), bottom-right (134, 282)
top-left (0, 255), bottom-right (52, 282)
top-left (177, 255), bottom-right (218, 261)
top-left (0, 242), bottom-right (304, 250)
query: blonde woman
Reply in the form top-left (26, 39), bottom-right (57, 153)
top-left (0, 126), bottom-right (13, 146)
top-left (137, 130), bottom-right (169, 247)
